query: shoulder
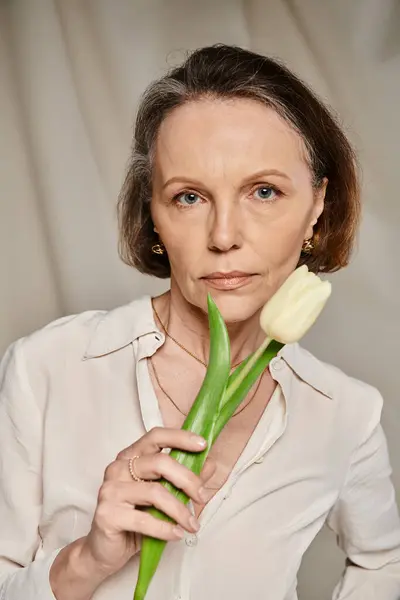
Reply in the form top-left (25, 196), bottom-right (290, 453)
top-left (320, 351), bottom-right (381, 412)
top-left (286, 343), bottom-right (383, 437)
top-left (1, 295), bottom-right (153, 376)
top-left (0, 297), bottom-right (155, 418)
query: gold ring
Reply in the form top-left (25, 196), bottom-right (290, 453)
top-left (128, 455), bottom-right (145, 483)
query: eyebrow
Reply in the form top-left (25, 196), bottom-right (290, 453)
top-left (161, 169), bottom-right (292, 191)
top-left (242, 169), bottom-right (292, 183)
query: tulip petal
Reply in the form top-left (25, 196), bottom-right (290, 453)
top-left (260, 266), bottom-right (331, 343)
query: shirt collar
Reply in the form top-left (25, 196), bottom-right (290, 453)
top-left (83, 296), bottom-right (159, 359)
top-left (280, 343), bottom-right (333, 399)
top-left (83, 295), bottom-right (332, 399)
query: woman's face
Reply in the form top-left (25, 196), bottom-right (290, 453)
top-left (151, 98), bottom-right (326, 323)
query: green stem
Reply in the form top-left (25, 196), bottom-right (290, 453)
top-left (212, 339), bottom-right (284, 443)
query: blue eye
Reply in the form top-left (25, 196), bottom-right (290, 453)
top-left (175, 192), bottom-right (201, 206)
top-left (253, 186), bottom-right (278, 202)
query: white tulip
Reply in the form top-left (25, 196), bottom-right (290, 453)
top-left (260, 265), bottom-right (332, 344)
top-left (225, 266), bottom-right (331, 401)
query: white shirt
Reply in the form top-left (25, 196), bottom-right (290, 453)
top-left (0, 296), bottom-right (400, 600)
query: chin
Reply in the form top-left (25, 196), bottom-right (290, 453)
top-left (201, 290), bottom-right (262, 324)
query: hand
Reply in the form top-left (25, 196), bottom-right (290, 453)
top-left (81, 427), bottom-right (215, 578)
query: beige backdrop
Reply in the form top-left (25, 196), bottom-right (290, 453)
top-left (1, 1), bottom-right (399, 598)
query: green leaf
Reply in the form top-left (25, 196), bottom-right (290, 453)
top-left (133, 294), bottom-right (231, 600)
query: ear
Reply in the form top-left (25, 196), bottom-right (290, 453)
top-left (305, 177), bottom-right (328, 239)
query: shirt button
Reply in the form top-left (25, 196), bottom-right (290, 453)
top-left (270, 358), bottom-right (284, 371)
top-left (255, 455), bottom-right (265, 464)
top-left (185, 533), bottom-right (198, 547)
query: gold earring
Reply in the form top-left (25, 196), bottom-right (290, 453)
top-left (151, 242), bottom-right (165, 255)
top-left (302, 238), bottom-right (314, 254)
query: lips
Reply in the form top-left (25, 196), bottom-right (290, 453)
top-left (202, 271), bottom-right (255, 291)
top-left (203, 271), bottom-right (251, 279)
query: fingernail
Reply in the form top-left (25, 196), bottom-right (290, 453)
top-left (189, 516), bottom-right (200, 532)
top-left (173, 526), bottom-right (185, 539)
top-left (198, 486), bottom-right (208, 502)
top-left (192, 435), bottom-right (207, 447)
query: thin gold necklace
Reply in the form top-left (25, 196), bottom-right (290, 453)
top-left (152, 300), bottom-right (244, 370)
top-left (149, 355), bottom-right (264, 418)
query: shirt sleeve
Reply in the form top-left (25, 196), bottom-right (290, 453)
top-left (0, 340), bottom-right (60, 599)
top-left (327, 391), bottom-right (400, 600)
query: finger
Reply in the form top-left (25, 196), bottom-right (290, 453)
top-left (105, 454), bottom-right (208, 489)
top-left (103, 481), bottom-right (200, 533)
top-left (105, 455), bottom-right (214, 506)
top-left (116, 506), bottom-right (187, 542)
top-left (128, 453), bottom-right (208, 505)
top-left (116, 427), bottom-right (207, 460)
top-left (106, 455), bottom-right (200, 485)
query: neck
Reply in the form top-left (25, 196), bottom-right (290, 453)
top-left (152, 284), bottom-right (265, 366)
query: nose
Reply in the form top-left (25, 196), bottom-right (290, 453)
top-left (208, 199), bottom-right (243, 253)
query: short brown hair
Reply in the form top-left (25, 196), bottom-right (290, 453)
top-left (118, 44), bottom-right (360, 278)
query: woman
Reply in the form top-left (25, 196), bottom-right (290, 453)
top-left (0, 44), bottom-right (399, 600)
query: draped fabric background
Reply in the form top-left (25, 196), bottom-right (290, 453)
top-left (0, 1), bottom-right (399, 597)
